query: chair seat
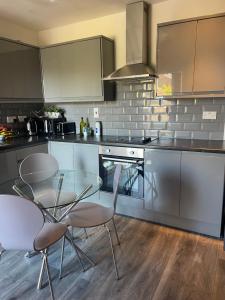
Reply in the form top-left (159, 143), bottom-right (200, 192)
top-left (34, 222), bottom-right (67, 251)
top-left (64, 202), bottom-right (114, 228)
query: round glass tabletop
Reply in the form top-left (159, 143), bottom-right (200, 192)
top-left (14, 169), bottom-right (102, 209)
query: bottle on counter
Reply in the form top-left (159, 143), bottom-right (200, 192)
top-left (80, 117), bottom-right (86, 136)
top-left (95, 121), bottom-right (102, 136)
top-left (86, 117), bottom-right (90, 129)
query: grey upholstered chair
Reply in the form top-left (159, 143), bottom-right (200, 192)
top-left (62, 164), bottom-right (122, 279)
top-left (0, 194), bottom-right (67, 300)
top-left (19, 153), bottom-right (76, 209)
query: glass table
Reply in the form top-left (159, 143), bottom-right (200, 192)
top-left (14, 169), bottom-right (102, 211)
top-left (13, 169), bottom-right (102, 270)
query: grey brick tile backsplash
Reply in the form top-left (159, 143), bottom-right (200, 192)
top-left (0, 103), bottom-right (42, 123)
top-left (46, 83), bottom-right (225, 140)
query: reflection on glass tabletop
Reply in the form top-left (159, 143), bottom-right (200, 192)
top-left (14, 169), bottom-right (102, 209)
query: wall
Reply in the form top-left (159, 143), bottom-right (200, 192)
top-left (38, 12), bottom-right (126, 69)
top-left (0, 103), bottom-right (42, 133)
top-left (38, 0), bottom-right (225, 67)
top-left (0, 17), bottom-right (38, 46)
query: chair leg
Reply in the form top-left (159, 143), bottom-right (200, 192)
top-left (112, 217), bottom-right (120, 246)
top-left (37, 252), bottom-right (46, 290)
top-left (59, 236), bottom-right (65, 279)
top-left (0, 248), bottom-right (5, 260)
top-left (66, 231), bottom-right (95, 267)
top-left (44, 251), bottom-right (55, 300)
top-left (105, 225), bottom-right (119, 280)
top-left (65, 234), bottom-right (86, 272)
top-left (84, 228), bottom-right (88, 239)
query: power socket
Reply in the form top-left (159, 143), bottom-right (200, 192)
top-left (7, 116), bottom-right (17, 123)
top-left (202, 111), bottom-right (217, 120)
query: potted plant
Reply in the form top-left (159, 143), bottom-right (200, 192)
top-left (43, 104), bottom-right (65, 119)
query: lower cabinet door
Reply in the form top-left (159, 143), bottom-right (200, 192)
top-left (16, 143), bottom-right (48, 167)
top-left (74, 144), bottom-right (99, 202)
top-left (74, 144), bottom-right (99, 174)
top-left (49, 141), bottom-right (74, 170)
top-left (144, 149), bottom-right (181, 216)
top-left (180, 152), bottom-right (225, 226)
top-left (0, 151), bottom-right (18, 185)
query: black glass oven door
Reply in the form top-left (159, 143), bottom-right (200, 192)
top-left (99, 156), bottom-right (144, 199)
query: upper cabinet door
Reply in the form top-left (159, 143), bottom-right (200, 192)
top-left (41, 36), bottom-right (115, 103)
top-left (157, 21), bottom-right (197, 97)
top-left (59, 38), bottom-right (102, 99)
top-left (193, 16), bottom-right (225, 94)
top-left (0, 40), bottom-right (14, 98)
top-left (24, 47), bottom-right (43, 99)
top-left (41, 46), bottom-right (61, 99)
top-left (0, 39), bottom-right (43, 101)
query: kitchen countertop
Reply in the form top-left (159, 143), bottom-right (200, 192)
top-left (1, 134), bottom-right (225, 154)
top-left (0, 136), bottom-right (48, 151)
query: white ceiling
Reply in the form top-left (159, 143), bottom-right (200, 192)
top-left (0, 0), bottom-right (167, 31)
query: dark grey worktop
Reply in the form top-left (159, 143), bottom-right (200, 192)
top-left (0, 136), bottom-right (48, 151)
top-left (1, 134), bottom-right (225, 154)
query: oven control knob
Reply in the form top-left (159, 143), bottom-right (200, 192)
top-left (130, 151), bottom-right (135, 155)
top-left (106, 149), bottom-right (111, 153)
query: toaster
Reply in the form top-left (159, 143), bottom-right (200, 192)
top-left (56, 122), bottom-right (76, 135)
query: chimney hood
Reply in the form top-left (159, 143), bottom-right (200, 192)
top-left (104, 1), bottom-right (157, 82)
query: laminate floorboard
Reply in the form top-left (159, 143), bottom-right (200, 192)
top-left (0, 216), bottom-right (224, 300)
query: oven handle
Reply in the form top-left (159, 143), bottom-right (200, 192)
top-left (101, 156), bottom-right (143, 164)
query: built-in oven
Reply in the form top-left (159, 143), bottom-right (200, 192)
top-left (99, 146), bottom-right (144, 199)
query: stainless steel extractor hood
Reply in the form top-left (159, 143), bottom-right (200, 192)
top-left (104, 1), bottom-right (157, 82)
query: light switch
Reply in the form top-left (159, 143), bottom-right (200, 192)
top-left (94, 107), bottom-right (99, 119)
top-left (18, 115), bottom-right (27, 122)
top-left (202, 111), bottom-right (217, 120)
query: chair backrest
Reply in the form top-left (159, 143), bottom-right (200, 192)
top-left (0, 195), bottom-right (44, 251)
top-left (112, 164), bottom-right (122, 212)
top-left (19, 153), bottom-right (59, 185)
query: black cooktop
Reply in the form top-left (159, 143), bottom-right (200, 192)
top-left (100, 136), bottom-right (158, 145)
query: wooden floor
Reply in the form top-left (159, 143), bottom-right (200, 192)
top-left (1, 216), bottom-right (225, 300)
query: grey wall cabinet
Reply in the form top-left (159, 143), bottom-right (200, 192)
top-left (40, 46), bottom-right (61, 99)
top-left (41, 36), bottom-right (115, 102)
top-left (157, 15), bottom-right (225, 97)
top-left (144, 149), bottom-right (181, 216)
top-left (157, 21), bottom-right (197, 96)
top-left (193, 16), bottom-right (225, 94)
top-left (180, 152), bottom-right (225, 234)
top-left (0, 38), bottom-right (43, 102)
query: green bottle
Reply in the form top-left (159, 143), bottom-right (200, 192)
top-left (80, 117), bottom-right (86, 136)
top-left (86, 117), bottom-right (90, 128)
